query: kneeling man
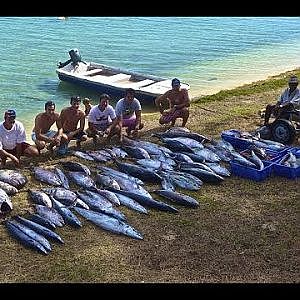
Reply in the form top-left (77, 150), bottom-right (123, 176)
top-left (155, 78), bottom-right (190, 127)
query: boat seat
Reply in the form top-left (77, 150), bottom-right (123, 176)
top-left (106, 73), bottom-right (131, 82)
top-left (124, 79), bottom-right (155, 89)
top-left (81, 68), bottom-right (103, 76)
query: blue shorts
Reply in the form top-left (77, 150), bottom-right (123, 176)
top-left (31, 130), bottom-right (57, 142)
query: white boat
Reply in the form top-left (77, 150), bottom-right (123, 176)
top-left (56, 49), bottom-right (190, 105)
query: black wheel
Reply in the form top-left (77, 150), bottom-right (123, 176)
top-left (270, 119), bottom-right (296, 144)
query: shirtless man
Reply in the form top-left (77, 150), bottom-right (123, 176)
top-left (59, 96), bottom-right (87, 149)
top-left (32, 101), bottom-right (68, 153)
top-left (155, 78), bottom-right (190, 127)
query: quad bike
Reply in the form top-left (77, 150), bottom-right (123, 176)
top-left (258, 108), bottom-right (300, 144)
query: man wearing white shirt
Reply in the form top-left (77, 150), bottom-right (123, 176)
top-left (86, 94), bottom-right (121, 145)
top-left (0, 109), bottom-right (39, 167)
top-left (264, 75), bottom-right (300, 125)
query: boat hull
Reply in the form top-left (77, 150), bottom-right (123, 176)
top-left (58, 73), bottom-right (159, 105)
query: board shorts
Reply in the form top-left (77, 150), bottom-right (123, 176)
top-left (122, 115), bottom-right (138, 131)
top-left (31, 130), bottom-right (57, 142)
top-left (160, 108), bottom-right (185, 124)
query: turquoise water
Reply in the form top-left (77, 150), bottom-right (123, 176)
top-left (0, 16), bottom-right (300, 136)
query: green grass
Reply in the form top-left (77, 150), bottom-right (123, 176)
top-left (0, 68), bottom-right (299, 283)
top-left (194, 69), bottom-right (300, 104)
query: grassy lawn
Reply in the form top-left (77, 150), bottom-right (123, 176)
top-left (0, 69), bottom-right (299, 283)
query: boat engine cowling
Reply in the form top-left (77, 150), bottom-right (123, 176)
top-left (69, 49), bottom-right (82, 64)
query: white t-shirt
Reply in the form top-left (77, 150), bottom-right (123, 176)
top-left (0, 120), bottom-right (27, 150)
top-left (278, 87), bottom-right (300, 108)
top-left (88, 105), bottom-right (116, 126)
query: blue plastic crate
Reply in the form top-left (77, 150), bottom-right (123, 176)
top-left (272, 148), bottom-right (300, 179)
top-left (221, 130), bottom-right (252, 151)
top-left (230, 160), bottom-right (273, 182)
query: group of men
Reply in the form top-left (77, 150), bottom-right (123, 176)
top-left (0, 78), bottom-right (191, 168)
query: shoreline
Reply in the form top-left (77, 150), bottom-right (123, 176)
top-left (21, 67), bottom-right (300, 142)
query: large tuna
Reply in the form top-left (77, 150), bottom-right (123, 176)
top-left (0, 169), bottom-right (27, 189)
top-left (35, 205), bottom-right (65, 227)
top-left (67, 171), bottom-right (97, 190)
top-left (73, 207), bottom-right (143, 240)
top-left (154, 190), bottom-right (199, 208)
top-left (115, 161), bottom-right (162, 183)
top-left (113, 191), bottom-right (148, 214)
top-left (0, 180), bottom-right (19, 195)
top-left (15, 215), bottom-right (64, 244)
top-left (108, 188), bottom-right (179, 213)
top-left (6, 220), bottom-right (49, 255)
top-left (7, 219), bottom-right (51, 253)
top-left (52, 198), bottom-right (82, 228)
top-left (33, 167), bottom-right (62, 186)
top-left (61, 161), bottom-right (91, 175)
top-left (29, 190), bottom-right (52, 207)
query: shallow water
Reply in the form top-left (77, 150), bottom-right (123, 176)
top-left (0, 16), bottom-right (300, 136)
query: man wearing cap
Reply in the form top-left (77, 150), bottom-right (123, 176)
top-left (32, 101), bottom-right (68, 153)
top-left (59, 96), bottom-right (87, 149)
top-left (264, 75), bottom-right (300, 125)
top-left (86, 93), bottom-right (121, 146)
top-left (112, 88), bottom-right (144, 142)
top-left (0, 109), bottom-right (39, 167)
top-left (155, 78), bottom-right (190, 127)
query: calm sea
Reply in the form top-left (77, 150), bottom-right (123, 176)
top-left (0, 16), bottom-right (300, 136)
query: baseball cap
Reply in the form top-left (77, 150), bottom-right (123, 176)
top-left (4, 109), bottom-right (16, 118)
top-left (172, 78), bottom-right (181, 87)
top-left (288, 75), bottom-right (298, 84)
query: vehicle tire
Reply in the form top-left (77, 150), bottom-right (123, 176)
top-left (270, 119), bottom-right (296, 144)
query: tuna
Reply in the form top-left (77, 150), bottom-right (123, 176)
top-left (61, 161), bottom-right (91, 175)
top-left (113, 191), bottom-right (148, 214)
top-left (154, 189), bottom-right (199, 208)
top-left (0, 180), bottom-right (19, 195)
top-left (115, 161), bottom-right (162, 183)
top-left (51, 198), bottom-right (82, 228)
top-left (35, 204), bottom-right (65, 227)
top-left (15, 215), bottom-right (64, 244)
top-left (0, 169), bottom-right (27, 189)
top-left (29, 189), bottom-right (52, 207)
top-left (121, 145), bottom-right (151, 159)
top-left (67, 171), bottom-right (97, 190)
top-left (42, 187), bottom-right (78, 206)
top-left (6, 220), bottom-right (50, 255)
top-left (8, 218), bottom-right (52, 253)
top-left (95, 174), bottom-right (121, 190)
top-left (108, 187), bottom-right (179, 213)
top-left (28, 213), bottom-right (57, 230)
top-left (54, 167), bottom-right (70, 189)
top-left (33, 167), bottom-right (62, 186)
top-left (73, 207), bottom-right (143, 240)
top-left (77, 191), bottom-right (127, 221)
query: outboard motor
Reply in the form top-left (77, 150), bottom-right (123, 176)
top-left (58, 49), bottom-right (86, 68)
top-left (69, 49), bottom-right (82, 64)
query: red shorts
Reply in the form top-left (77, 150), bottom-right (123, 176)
top-left (4, 142), bottom-right (31, 156)
top-left (160, 109), bottom-right (185, 124)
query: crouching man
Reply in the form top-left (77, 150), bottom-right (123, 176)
top-left (0, 109), bottom-right (39, 168)
top-left (86, 93), bottom-right (121, 146)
